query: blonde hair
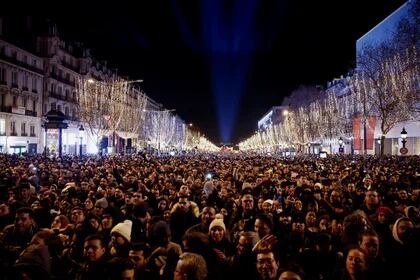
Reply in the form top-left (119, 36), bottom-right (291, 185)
top-left (178, 252), bottom-right (207, 280)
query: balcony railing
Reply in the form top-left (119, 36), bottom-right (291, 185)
top-left (21, 133), bottom-right (28, 136)
top-left (22, 86), bottom-right (29, 91)
top-left (0, 132), bottom-right (6, 136)
top-left (30, 133), bottom-right (36, 137)
top-left (31, 89), bottom-right (38, 93)
top-left (50, 73), bottom-right (75, 87)
top-left (61, 61), bottom-right (80, 73)
top-left (10, 132), bottom-right (18, 136)
top-left (0, 53), bottom-right (44, 75)
top-left (49, 91), bottom-right (66, 101)
top-left (11, 83), bottom-right (18, 89)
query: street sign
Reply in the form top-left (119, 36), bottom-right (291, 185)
top-left (339, 147), bottom-right (344, 153)
top-left (400, 147), bottom-right (408, 155)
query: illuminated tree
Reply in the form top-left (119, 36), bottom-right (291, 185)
top-left (350, 44), bottom-right (419, 155)
top-left (76, 77), bottom-right (144, 153)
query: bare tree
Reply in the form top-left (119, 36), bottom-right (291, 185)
top-left (77, 77), bottom-right (143, 154)
top-left (350, 44), bottom-right (419, 155)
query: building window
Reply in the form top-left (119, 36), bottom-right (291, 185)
top-left (23, 75), bottom-right (29, 89)
top-left (23, 55), bottom-right (28, 64)
top-left (0, 95), bottom-right (4, 107)
top-left (32, 77), bottom-right (37, 92)
top-left (0, 119), bottom-right (5, 135)
top-left (13, 96), bottom-right (17, 107)
top-left (33, 100), bottom-right (36, 111)
top-left (12, 72), bottom-right (18, 87)
top-left (58, 86), bottom-right (62, 95)
top-left (0, 67), bottom-right (5, 83)
top-left (65, 89), bottom-right (70, 99)
top-left (51, 102), bottom-right (56, 111)
top-left (32, 59), bottom-right (37, 67)
top-left (11, 51), bottom-right (17, 59)
top-left (58, 69), bottom-right (63, 78)
top-left (23, 97), bottom-right (27, 108)
top-left (65, 106), bottom-right (69, 116)
top-left (30, 125), bottom-right (35, 136)
top-left (11, 121), bottom-right (16, 135)
top-left (57, 105), bottom-right (62, 112)
top-left (21, 122), bottom-right (26, 136)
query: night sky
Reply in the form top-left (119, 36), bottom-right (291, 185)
top-left (50, 0), bottom-right (406, 145)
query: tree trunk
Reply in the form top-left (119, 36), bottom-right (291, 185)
top-left (380, 135), bottom-right (386, 155)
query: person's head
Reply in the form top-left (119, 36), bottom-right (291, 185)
top-left (19, 180), bottom-right (31, 200)
top-left (359, 230), bottom-right (380, 260)
top-left (293, 200), bottom-right (303, 211)
top-left (375, 207), bottom-right (393, 224)
top-left (51, 214), bottom-right (69, 230)
top-left (330, 190), bottom-right (341, 204)
top-left (178, 196), bottom-right (191, 213)
top-left (94, 197), bottom-right (108, 216)
top-left (209, 217), bottom-right (226, 243)
top-left (129, 243), bottom-right (149, 269)
top-left (174, 252), bottom-right (208, 280)
top-left (157, 198), bottom-right (168, 211)
top-left (111, 220), bottom-right (133, 246)
top-left (236, 231), bottom-right (260, 256)
top-left (258, 197), bottom-right (265, 210)
top-left (345, 247), bottom-right (368, 278)
top-left (254, 214), bottom-right (273, 239)
top-left (84, 197), bottom-right (95, 210)
top-left (365, 190), bottom-right (379, 208)
top-left (15, 207), bottom-right (35, 233)
top-left (102, 212), bottom-right (114, 229)
top-left (201, 206), bottom-right (216, 226)
top-left (262, 200), bottom-right (273, 214)
top-left (241, 193), bottom-right (254, 211)
top-left (392, 216), bottom-right (415, 245)
top-left (256, 250), bottom-right (279, 280)
top-left (151, 221), bottom-right (171, 247)
top-left (107, 257), bottom-right (136, 280)
top-left (132, 192), bottom-right (143, 205)
top-left (278, 270), bottom-right (302, 280)
top-left (30, 229), bottom-right (56, 247)
top-left (71, 207), bottom-right (85, 224)
top-left (84, 234), bottom-right (106, 262)
top-left (305, 211), bottom-right (317, 227)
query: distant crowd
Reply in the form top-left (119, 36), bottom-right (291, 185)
top-left (0, 153), bottom-right (419, 280)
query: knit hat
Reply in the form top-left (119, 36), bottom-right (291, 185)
top-left (209, 217), bottom-right (226, 232)
top-left (95, 197), bottom-right (108, 209)
top-left (263, 199), bottom-right (274, 206)
top-left (111, 220), bottom-right (133, 242)
top-left (376, 206), bottom-right (393, 216)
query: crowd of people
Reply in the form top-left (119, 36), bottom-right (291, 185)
top-left (0, 152), bottom-right (419, 280)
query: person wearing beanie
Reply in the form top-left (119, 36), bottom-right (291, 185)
top-left (385, 216), bottom-right (418, 280)
top-left (94, 197), bottom-right (108, 217)
top-left (208, 217), bottom-right (233, 258)
top-left (110, 220), bottom-right (133, 257)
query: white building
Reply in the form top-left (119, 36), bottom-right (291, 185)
top-left (0, 39), bottom-right (43, 154)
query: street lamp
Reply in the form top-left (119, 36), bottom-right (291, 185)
top-left (79, 124), bottom-right (84, 157)
top-left (338, 137), bottom-right (343, 147)
top-left (400, 128), bottom-right (408, 155)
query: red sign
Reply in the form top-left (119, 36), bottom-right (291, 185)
top-left (400, 147), bottom-right (408, 155)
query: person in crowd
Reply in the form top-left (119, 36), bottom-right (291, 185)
top-left (70, 234), bottom-right (109, 280)
top-left (110, 220), bottom-right (133, 257)
top-left (174, 252), bottom-right (208, 280)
